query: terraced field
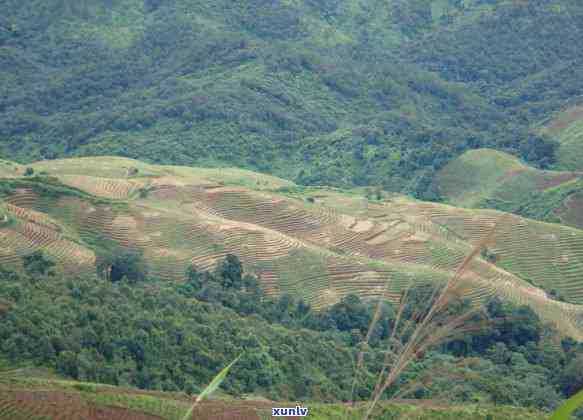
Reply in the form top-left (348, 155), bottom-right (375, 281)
top-left (434, 149), bottom-right (583, 229)
top-left (1, 157), bottom-right (583, 339)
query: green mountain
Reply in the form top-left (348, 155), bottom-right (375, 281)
top-left (3, 2), bottom-right (583, 418)
top-left (3, 0), bottom-right (582, 197)
top-left (1, 158), bottom-right (582, 414)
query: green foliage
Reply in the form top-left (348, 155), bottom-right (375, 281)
top-left (480, 246), bottom-right (498, 264)
top-left (559, 355), bottom-right (583, 397)
top-left (1, 258), bottom-right (581, 411)
top-left (0, 261), bottom-right (364, 400)
top-left (22, 250), bottom-right (55, 276)
top-left (1, 0), bottom-right (577, 197)
top-left (215, 254), bottom-right (243, 289)
top-left (414, 1), bottom-right (583, 119)
top-left (328, 294), bottom-right (373, 333)
top-left (98, 248), bottom-right (147, 283)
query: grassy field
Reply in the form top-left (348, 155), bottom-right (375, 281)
top-left (1, 157), bottom-right (583, 340)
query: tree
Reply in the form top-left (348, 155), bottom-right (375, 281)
top-left (487, 342), bottom-right (511, 365)
top-left (185, 265), bottom-right (204, 290)
top-left (184, 380), bottom-right (198, 396)
top-left (401, 283), bottom-right (438, 322)
top-left (329, 294), bottom-right (371, 332)
top-left (518, 136), bottom-right (559, 169)
top-left (301, 311), bottom-right (336, 331)
top-left (217, 254), bottom-right (243, 289)
top-left (57, 351), bottom-right (79, 379)
top-left (296, 299), bottom-right (311, 318)
top-left (100, 248), bottom-right (147, 283)
top-left (479, 375), bottom-right (514, 406)
top-left (274, 294), bottom-right (295, 325)
top-left (36, 336), bottom-right (56, 363)
top-left (560, 354), bottom-right (583, 396)
top-left (22, 250), bottom-right (55, 276)
top-left (480, 246), bottom-right (498, 263)
top-left (482, 299), bottom-right (542, 349)
top-left (504, 306), bottom-right (542, 347)
top-left (561, 337), bottom-right (578, 355)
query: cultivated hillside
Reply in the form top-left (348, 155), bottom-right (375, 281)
top-left (434, 149), bottom-right (583, 229)
top-left (3, 0), bottom-right (583, 196)
top-left (1, 157), bottom-right (583, 339)
top-left (0, 373), bottom-right (548, 420)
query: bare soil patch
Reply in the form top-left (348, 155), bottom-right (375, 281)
top-left (0, 389), bottom-right (163, 420)
top-left (547, 106), bottom-right (583, 135)
top-left (536, 172), bottom-right (577, 190)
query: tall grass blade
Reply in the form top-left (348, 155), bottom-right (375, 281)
top-left (550, 388), bottom-right (583, 420)
top-left (361, 216), bottom-right (505, 420)
top-left (180, 354), bottom-right (241, 420)
top-left (349, 284), bottom-right (390, 407)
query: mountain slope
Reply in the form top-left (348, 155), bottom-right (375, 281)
top-left (409, 0), bottom-right (583, 123)
top-left (434, 148), bottom-right (583, 229)
top-left (542, 104), bottom-right (583, 172)
top-left (2, 0), bottom-right (580, 196)
top-left (1, 157), bottom-right (583, 339)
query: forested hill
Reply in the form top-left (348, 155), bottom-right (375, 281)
top-left (2, 0), bottom-right (582, 198)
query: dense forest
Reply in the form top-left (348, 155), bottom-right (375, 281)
top-left (1, 251), bottom-right (582, 413)
top-left (2, 0), bottom-right (583, 198)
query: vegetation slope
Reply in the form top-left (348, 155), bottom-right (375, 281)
top-left (542, 105), bottom-right (583, 173)
top-left (3, 0), bottom-right (583, 197)
top-left (434, 148), bottom-right (583, 230)
top-left (1, 159), bottom-right (583, 418)
top-left (1, 157), bottom-right (583, 340)
top-left (1, 249), bottom-right (582, 418)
